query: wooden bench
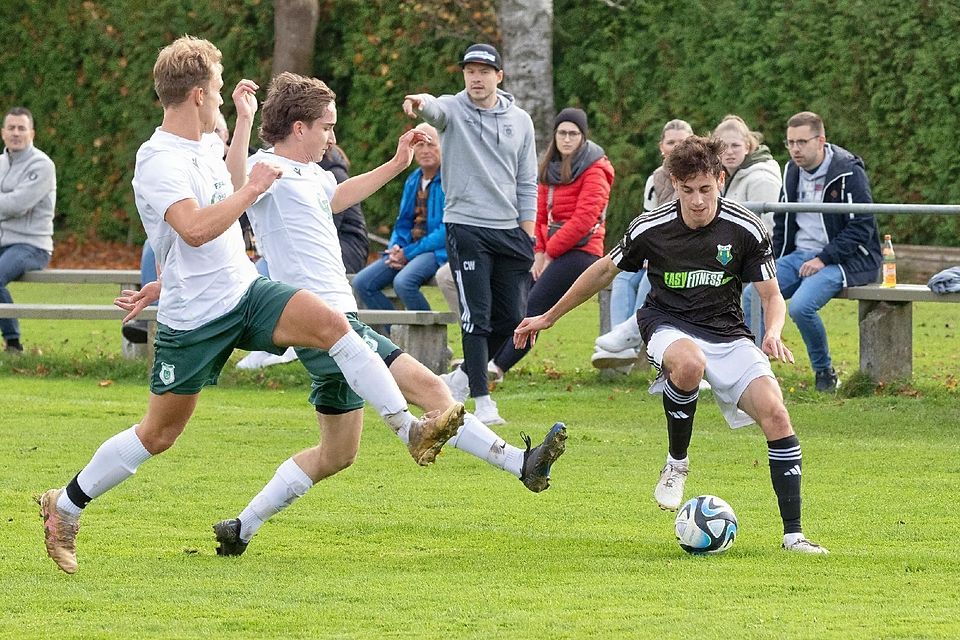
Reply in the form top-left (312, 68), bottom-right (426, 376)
top-left (0, 303), bottom-right (455, 374)
top-left (836, 283), bottom-right (960, 383)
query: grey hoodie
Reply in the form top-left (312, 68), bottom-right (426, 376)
top-left (0, 143), bottom-right (56, 252)
top-left (419, 89), bottom-right (537, 228)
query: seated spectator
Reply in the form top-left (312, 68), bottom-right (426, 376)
top-left (352, 123), bottom-right (445, 313)
top-left (592, 118), bottom-right (692, 370)
top-left (0, 106), bottom-right (55, 353)
top-left (488, 108), bottom-right (612, 381)
top-left (713, 114), bottom-right (781, 231)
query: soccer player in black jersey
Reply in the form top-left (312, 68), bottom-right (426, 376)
top-left (514, 136), bottom-right (828, 554)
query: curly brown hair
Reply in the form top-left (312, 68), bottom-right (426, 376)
top-left (664, 135), bottom-right (726, 182)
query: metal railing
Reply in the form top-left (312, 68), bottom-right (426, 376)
top-left (741, 202), bottom-right (960, 216)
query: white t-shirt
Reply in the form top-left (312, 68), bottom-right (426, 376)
top-left (132, 128), bottom-right (257, 330)
top-left (246, 149), bottom-right (357, 313)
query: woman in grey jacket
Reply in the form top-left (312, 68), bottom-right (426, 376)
top-left (713, 115), bottom-right (781, 232)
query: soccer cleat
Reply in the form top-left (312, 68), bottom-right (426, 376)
top-left (474, 399), bottom-right (507, 426)
top-left (591, 347), bottom-right (640, 369)
top-left (236, 350), bottom-right (274, 370)
top-left (782, 536), bottom-right (830, 555)
top-left (595, 319), bottom-right (643, 353)
top-left (519, 422), bottom-right (568, 493)
top-left (38, 488), bottom-right (80, 574)
top-left (439, 367), bottom-right (470, 403)
top-left (814, 367), bottom-right (839, 392)
top-left (407, 402), bottom-right (465, 466)
top-left (654, 460), bottom-right (689, 511)
top-left (213, 518), bottom-right (249, 556)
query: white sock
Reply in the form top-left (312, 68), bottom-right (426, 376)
top-left (474, 394), bottom-right (496, 412)
top-left (238, 458), bottom-right (314, 542)
top-left (667, 454), bottom-right (689, 467)
top-left (449, 413), bottom-right (524, 477)
top-left (328, 331), bottom-right (414, 436)
top-left (57, 425), bottom-right (152, 516)
top-left (783, 532), bottom-right (805, 546)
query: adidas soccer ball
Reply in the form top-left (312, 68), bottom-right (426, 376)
top-left (675, 495), bottom-right (738, 554)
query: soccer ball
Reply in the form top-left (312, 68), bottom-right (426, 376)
top-left (675, 495), bottom-right (738, 554)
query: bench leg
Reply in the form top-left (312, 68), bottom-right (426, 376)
top-left (390, 325), bottom-right (452, 375)
top-left (858, 300), bottom-right (912, 382)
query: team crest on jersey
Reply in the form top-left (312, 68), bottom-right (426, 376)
top-left (159, 362), bottom-right (176, 386)
top-left (318, 196), bottom-right (332, 216)
top-left (715, 244), bottom-right (733, 266)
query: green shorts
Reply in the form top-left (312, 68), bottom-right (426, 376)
top-left (150, 277), bottom-right (299, 395)
top-left (296, 313), bottom-right (402, 413)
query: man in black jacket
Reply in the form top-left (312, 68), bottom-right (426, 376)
top-left (774, 111), bottom-right (881, 392)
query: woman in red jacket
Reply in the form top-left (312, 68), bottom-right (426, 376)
top-left (489, 108), bottom-right (614, 382)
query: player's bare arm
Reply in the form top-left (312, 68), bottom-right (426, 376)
top-left (514, 255), bottom-right (620, 349)
top-left (754, 277), bottom-right (795, 363)
top-left (330, 128), bottom-right (431, 213)
top-left (164, 161), bottom-right (281, 247)
top-left (225, 79), bottom-right (259, 191)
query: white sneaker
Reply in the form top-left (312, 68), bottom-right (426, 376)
top-left (474, 400), bottom-right (506, 426)
top-left (699, 379), bottom-right (712, 391)
top-left (439, 366), bottom-right (470, 403)
top-left (236, 350), bottom-right (273, 370)
top-left (654, 460), bottom-right (688, 511)
top-left (595, 318), bottom-right (643, 352)
top-left (487, 361), bottom-right (504, 385)
top-left (782, 536), bottom-right (830, 555)
top-left (591, 347), bottom-right (640, 369)
top-left (259, 347), bottom-right (298, 368)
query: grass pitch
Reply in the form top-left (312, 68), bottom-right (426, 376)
top-left (1, 281), bottom-right (958, 638)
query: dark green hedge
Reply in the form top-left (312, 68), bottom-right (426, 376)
top-left (2, 0), bottom-right (959, 248)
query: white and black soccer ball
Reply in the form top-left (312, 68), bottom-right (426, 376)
top-left (675, 495), bottom-right (738, 555)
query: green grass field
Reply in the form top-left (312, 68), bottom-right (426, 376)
top-left (2, 281), bottom-right (958, 639)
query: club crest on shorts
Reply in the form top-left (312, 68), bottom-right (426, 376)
top-left (715, 243), bottom-right (733, 266)
top-left (159, 362), bottom-right (176, 386)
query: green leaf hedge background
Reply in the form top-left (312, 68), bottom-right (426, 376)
top-left (2, 0), bottom-right (958, 248)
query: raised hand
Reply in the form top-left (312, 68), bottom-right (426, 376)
top-left (232, 79), bottom-right (260, 121)
top-left (402, 94), bottom-right (426, 118)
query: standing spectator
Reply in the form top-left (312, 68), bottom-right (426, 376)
top-left (403, 43), bottom-right (538, 426)
top-left (352, 123), bottom-right (445, 312)
top-left (773, 111), bottom-right (881, 392)
top-left (592, 118), bottom-right (693, 369)
top-left (0, 106), bottom-right (55, 353)
top-left (321, 143), bottom-right (369, 275)
top-left (489, 108), bottom-right (612, 382)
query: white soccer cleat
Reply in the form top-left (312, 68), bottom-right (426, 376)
top-left (595, 318), bottom-right (644, 353)
top-left (439, 366), bottom-right (470, 403)
top-left (782, 536), bottom-right (830, 555)
top-left (259, 347), bottom-right (299, 367)
top-left (654, 460), bottom-right (689, 511)
top-left (236, 350), bottom-right (273, 370)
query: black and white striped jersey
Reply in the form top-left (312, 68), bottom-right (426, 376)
top-left (609, 197), bottom-right (775, 343)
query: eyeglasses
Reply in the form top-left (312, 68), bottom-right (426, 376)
top-left (783, 136), bottom-right (819, 149)
top-left (556, 130), bottom-right (582, 139)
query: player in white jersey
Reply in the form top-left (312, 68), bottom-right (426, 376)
top-left (37, 37), bottom-right (464, 575)
top-left (210, 73), bottom-right (567, 556)
top-left (515, 137), bottom-right (828, 554)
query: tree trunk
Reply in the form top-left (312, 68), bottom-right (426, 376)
top-left (272, 0), bottom-right (320, 77)
top-left (497, 0), bottom-right (555, 154)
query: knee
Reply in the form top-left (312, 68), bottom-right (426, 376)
top-left (668, 353), bottom-right (706, 389)
top-left (326, 447), bottom-right (357, 474)
top-left (136, 422), bottom-right (185, 454)
top-left (787, 299), bottom-right (820, 322)
top-left (392, 273), bottom-right (419, 297)
top-left (760, 405), bottom-right (793, 439)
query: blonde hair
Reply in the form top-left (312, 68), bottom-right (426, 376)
top-left (259, 72), bottom-right (337, 145)
top-left (153, 36), bottom-right (222, 108)
top-left (713, 114), bottom-right (762, 153)
top-left (661, 119), bottom-right (693, 141)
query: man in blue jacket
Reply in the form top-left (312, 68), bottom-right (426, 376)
top-left (352, 123), bottom-right (446, 312)
top-left (774, 111), bottom-right (881, 392)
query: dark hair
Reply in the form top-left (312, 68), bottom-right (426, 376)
top-left (323, 143), bottom-right (350, 170)
top-left (259, 72), bottom-right (337, 145)
top-left (5, 106), bottom-right (34, 128)
top-left (787, 111), bottom-right (824, 136)
top-left (537, 123), bottom-right (586, 183)
top-left (664, 135), bottom-right (725, 181)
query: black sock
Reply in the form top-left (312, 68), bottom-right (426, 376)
top-left (663, 378), bottom-right (698, 460)
top-left (768, 435), bottom-right (802, 534)
top-left (5, 338), bottom-right (22, 350)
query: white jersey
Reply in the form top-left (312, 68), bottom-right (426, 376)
top-left (246, 149), bottom-right (357, 313)
top-left (132, 128), bottom-right (257, 330)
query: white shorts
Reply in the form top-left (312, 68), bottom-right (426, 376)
top-left (646, 326), bottom-right (775, 429)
